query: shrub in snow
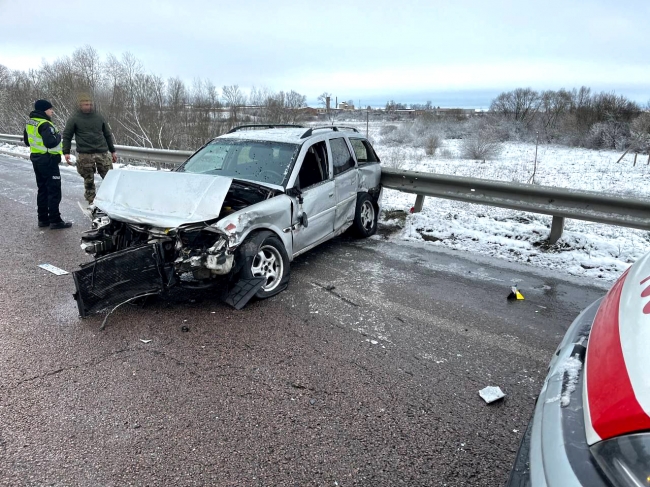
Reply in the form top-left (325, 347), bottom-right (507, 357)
top-left (379, 124), bottom-right (398, 136)
top-left (585, 121), bottom-right (630, 150)
top-left (422, 133), bottom-right (443, 156)
top-left (630, 113), bottom-right (650, 153)
top-left (381, 124), bottom-right (414, 146)
top-left (460, 132), bottom-right (503, 160)
top-left (379, 147), bottom-right (408, 169)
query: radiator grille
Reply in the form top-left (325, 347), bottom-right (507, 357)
top-left (73, 244), bottom-right (166, 317)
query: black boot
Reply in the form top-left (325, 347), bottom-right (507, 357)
top-left (38, 220), bottom-right (50, 228)
top-left (50, 220), bottom-right (72, 230)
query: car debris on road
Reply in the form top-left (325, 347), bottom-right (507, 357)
top-left (479, 386), bottom-right (506, 404)
top-left (38, 263), bottom-right (68, 275)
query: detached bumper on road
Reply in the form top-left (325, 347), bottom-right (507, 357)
top-left (72, 244), bottom-right (171, 317)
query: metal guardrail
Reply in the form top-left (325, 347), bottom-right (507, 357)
top-left (0, 134), bottom-right (194, 168)
top-left (381, 167), bottom-right (650, 243)
top-left (2, 133), bottom-right (649, 243)
top-left (0, 134), bottom-right (193, 166)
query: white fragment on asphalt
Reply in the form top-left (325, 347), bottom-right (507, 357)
top-left (513, 429), bottom-right (519, 433)
top-left (140, 339), bottom-right (152, 344)
top-left (370, 340), bottom-right (378, 345)
top-left (38, 263), bottom-right (68, 275)
top-left (479, 386), bottom-right (506, 403)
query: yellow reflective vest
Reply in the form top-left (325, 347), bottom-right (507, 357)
top-left (25, 117), bottom-right (63, 155)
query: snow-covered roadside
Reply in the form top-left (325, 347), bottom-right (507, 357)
top-left (369, 134), bottom-right (650, 283)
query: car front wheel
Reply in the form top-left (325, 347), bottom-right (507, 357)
top-left (236, 230), bottom-right (290, 299)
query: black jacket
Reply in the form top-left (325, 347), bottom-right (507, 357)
top-left (23, 110), bottom-right (62, 164)
top-left (62, 109), bottom-right (115, 154)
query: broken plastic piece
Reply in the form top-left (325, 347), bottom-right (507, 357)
top-left (223, 277), bottom-right (265, 310)
top-left (77, 201), bottom-right (93, 220)
top-left (38, 263), bottom-right (68, 275)
top-left (479, 386), bottom-right (506, 403)
top-left (140, 339), bottom-right (152, 344)
top-left (507, 286), bottom-right (525, 301)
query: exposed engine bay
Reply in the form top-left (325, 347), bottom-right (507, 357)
top-left (73, 179), bottom-right (277, 317)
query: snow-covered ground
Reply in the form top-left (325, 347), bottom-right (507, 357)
top-left (5, 125), bottom-right (650, 284)
top-left (348, 122), bottom-right (650, 283)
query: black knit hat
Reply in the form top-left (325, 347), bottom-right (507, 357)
top-left (34, 99), bottom-right (53, 111)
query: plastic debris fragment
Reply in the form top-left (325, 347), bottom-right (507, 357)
top-left (479, 386), bottom-right (506, 403)
top-left (507, 286), bottom-right (525, 300)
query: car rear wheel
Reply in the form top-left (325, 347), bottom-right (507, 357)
top-left (236, 230), bottom-right (290, 299)
top-left (352, 193), bottom-right (377, 238)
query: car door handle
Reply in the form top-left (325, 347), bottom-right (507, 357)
top-left (329, 192), bottom-right (334, 197)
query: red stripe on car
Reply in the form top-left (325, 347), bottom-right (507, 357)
top-left (587, 270), bottom-right (650, 440)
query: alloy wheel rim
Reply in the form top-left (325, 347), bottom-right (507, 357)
top-left (251, 245), bottom-right (283, 292)
top-left (360, 201), bottom-right (375, 231)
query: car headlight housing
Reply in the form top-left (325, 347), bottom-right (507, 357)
top-left (590, 432), bottom-right (650, 486)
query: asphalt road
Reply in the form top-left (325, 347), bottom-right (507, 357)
top-left (0, 155), bottom-right (607, 486)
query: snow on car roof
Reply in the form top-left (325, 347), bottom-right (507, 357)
top-left (218, 128), bottom-right (309, 144)
top-left (217, 126), bottom-right (361, 144)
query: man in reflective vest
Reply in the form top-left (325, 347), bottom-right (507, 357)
top-left (23, 99), bottom-right (72, 229)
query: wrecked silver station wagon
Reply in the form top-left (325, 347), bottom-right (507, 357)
top-left (73, 125), bottom-right (382, 317)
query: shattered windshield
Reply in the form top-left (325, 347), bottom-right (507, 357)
top-left (178, 139), bottom-right (299, 186)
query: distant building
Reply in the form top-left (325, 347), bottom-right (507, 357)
top-left (338, 101), bottom-right (355, 110)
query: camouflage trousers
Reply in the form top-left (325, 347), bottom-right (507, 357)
top-left (76, 152), bottom-right (113, 204)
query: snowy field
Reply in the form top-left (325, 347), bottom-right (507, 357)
top-left (344, 121), bottom-right (650, 284)
top-left (4, 125), bottom-right (650, 283)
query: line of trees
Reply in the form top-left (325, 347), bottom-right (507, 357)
top-left (489, 87), bottom-right (650, 151)
top-left (0, 46), bottom-right (308, 150)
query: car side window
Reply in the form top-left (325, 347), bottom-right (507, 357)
top-left (330, 137), bottom-right (355, 175)
top-left (349, 138), bottom-right (379, 164)
top-left (296, 141), bottom-right (329, 190)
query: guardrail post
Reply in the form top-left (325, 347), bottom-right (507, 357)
top-left (549, 216), bottom-right (565, 244)
top-left (413, 194), bottom-right (425, 213)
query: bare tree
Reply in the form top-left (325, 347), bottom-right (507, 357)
top-left (490, 88), bottom-right (541, 128)
top-left (222, 84), bottom-right (246, 128)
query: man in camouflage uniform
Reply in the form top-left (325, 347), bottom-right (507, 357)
top-left (62, 94), bottom-right (117, 205)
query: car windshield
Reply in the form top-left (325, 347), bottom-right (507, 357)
top-left (178, 139), bottom-right (299, 186)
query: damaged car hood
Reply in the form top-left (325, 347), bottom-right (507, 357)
top-left (94, 169), bottom-right (233, 228)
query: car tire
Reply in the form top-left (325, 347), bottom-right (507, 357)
top-left (236, 230), bottom-right (290, 299)
top-left (352, 193), bottom-right (378, 238)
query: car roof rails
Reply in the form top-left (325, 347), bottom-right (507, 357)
top-left (227, 124), bottom-right (305, 133)
top-left (300, 126), bottom-right (360, 139)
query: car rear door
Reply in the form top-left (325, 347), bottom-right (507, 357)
top-left (328, 136), bottom-right (358, 231)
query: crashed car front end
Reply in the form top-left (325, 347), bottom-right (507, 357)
top-left (72, 169), bottom-right (284, 317)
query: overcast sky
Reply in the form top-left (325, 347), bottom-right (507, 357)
top-left (1, 0), bottom-right (649, 107)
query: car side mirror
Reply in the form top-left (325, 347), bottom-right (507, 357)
top-left (300, 212), bottom-right (309, 228)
